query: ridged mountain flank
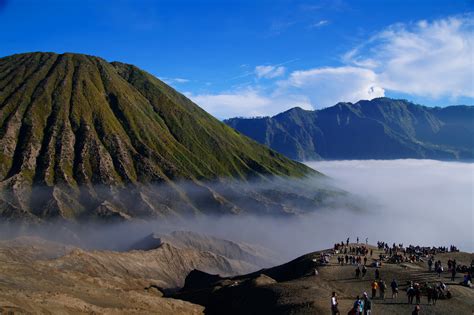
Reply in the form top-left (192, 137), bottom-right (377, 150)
top-left (0, 52), bottom-right (323, 221)
top-left (225, 98), bottom-right (474, 161)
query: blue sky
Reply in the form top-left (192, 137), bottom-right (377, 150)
top-left (0, 0), bottom-right (472, 118)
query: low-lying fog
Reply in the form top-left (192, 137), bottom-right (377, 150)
top-left (1, 159), bottom-right (472, 263)
top-left (177, 159), bottom-right (474, 261)
top-left (305, 159), bottom-right (474, 252)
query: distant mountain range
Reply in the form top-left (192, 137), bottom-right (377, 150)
top-left (225, 98), bottom-right (474, 161)
top-left (0, 52), bottom-right (325, 221)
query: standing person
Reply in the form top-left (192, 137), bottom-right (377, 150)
top-left (347, 237), bottom-right (350, 246)
top-left (371, 280), bottom-right (378, 299)
top-left (391, 279), bottom-right (399, 299)
top-left (363, 293), bottom-right (372, 315)
top-left (427, 283), bottom-right (433, 304)
top-left (379, 280), bottom-right (386, 300)
top-left (432, 287), bottom-right (439, 305)
top-left (355, 266), bottom-right (361, 278)
top-left (331, 291), bottom-right (340, 315)
top-left (358, 296), bottom-right (365, 315)
top-left (428, 258), bottom-right (433, 271)
top-left (451, 267), bottom-right (456, 282)
top-left (414, 283), bottom-right (421, 304)
top-left (362, 265), bottom-right (367, 278)
top-left (375, 268), bottom-right (380, 280)
top-left (353, 296), bottom-right (361, 315)
top-left (364, 256), bottom-right (368, 266)
top-left (407, 284), bottom-right (415, 304)
top-left (365, 237), bottom-right (368, 245)
top-left (437, 264), bottom-right (443, 277)
top-left (357, 237), bottom-right (359, 244)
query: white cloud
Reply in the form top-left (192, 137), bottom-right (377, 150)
top-left (186, 88), bottom-right (312, 119)
top-left (161, 77), bottom-right (190, 84)
top-left (277, 66), bottom-right (385, 107)
top-left (309, 20), bottom-right (329, 28)
top-left (255, 65), bottom-right (286, 79)
top-left (173, 78), bottom-right (190, 83)
top-left (188, 15), bottom-right (473, 118)
top-left (345, 15), bottom-right (474, 99)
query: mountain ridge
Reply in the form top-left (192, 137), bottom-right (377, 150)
top-left (225, 97), bottom-right (474, 161)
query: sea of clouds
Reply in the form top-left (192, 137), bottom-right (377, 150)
top-left (176, 159), bottom-right (474, 260)
top-left (1, 159), bottom-right (472, 263)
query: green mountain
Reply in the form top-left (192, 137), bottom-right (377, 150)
top-left (0, 52), bottom-right (322, 221)
top-left (225, 98), bottom-right (474, 161)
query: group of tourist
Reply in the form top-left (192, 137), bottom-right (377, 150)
top-left (330, 238), bottom-right (470, 315)
top-left (331, 291), bottom-right (373, 315)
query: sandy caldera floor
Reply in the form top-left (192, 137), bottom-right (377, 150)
top-left (0, 236), bottom-right (207, 314)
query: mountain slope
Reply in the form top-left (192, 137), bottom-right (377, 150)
top-left (0, 52), bottom-right (321, 221)
top-left (0, 234), bottom-right (269, 314)
top-left (225, 98), bottom-right (474, 161)
top-left (130, 231), bottom-right (279, 268)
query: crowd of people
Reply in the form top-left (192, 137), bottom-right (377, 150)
top-left (329, 238), bottom-right (471, 315)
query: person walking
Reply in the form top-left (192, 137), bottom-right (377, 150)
top-left (353, 296), bottom-right (362, 315)
top-left (331, 291), bottom-right (340, 315)
top-left (427, 283), bottom-right (433, 304)
top-left (379, 280), bottom-right (386, 300)
top-left (371, 280), bottom-right (378, 299)
top-left (436, 263), bottom-right (443, 277)
top-left (363, 292), bottom-right (372, 315)
top-left (390, 279), bottom-right (398, 299)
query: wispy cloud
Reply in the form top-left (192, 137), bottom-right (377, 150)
top-left (191, 15), bottom-right (473, 118)
top-left (343, 15), bottom-right (474, 99)
top-left (186, 88), bottom-right (312, 119)
top-left (309, 20), bottom-right (329, 28)
top-left (161, 77), bottom-right (190, 84)
top-left (228, 59), bottom-right (298, 81)
top-left (255, 65), bottom-right (286, 79)
top-left (276, 66), bottom-right (384, 107)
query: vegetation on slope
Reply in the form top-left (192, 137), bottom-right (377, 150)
top-left (225, 98), bottom-right (474, 161)
top-left (0, 52), bottom-right (321, 221)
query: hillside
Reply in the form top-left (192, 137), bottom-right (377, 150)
top-left (0, 232), bottom-right (276, 314)
top-left (224, 98), bottom-right (474, 161)
top-left (130, 231), bottom-right (279, 268)
top-left (0, 52), bottom-right (324, 221)
top-left (173, 244), bottom-right (474, 314)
